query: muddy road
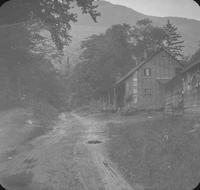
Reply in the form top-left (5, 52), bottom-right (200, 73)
top-left (0, 113), bottom-right (134, 190)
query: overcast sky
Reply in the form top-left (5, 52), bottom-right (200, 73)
top-left (106, 0), bottom-right (200, 21)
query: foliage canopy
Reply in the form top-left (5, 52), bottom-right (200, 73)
top-left (0, 0), bottom-right (100, 50)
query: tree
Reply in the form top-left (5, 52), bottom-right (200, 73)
top-left (0, 0), bottom-right (101, 110)
top-left (68, 24), bottom-right (134, 106)
top-left (0, 21), bottom-right (68, 110)
top-left (130, 19), bottom-right (167, 60)
top-left (0, 0), bottom-right (100, 50)
top-left (163, 19), bottom-right (184, 59)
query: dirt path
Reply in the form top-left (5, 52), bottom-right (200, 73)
top-left (0, 113), bottom-right (134, 190)
top-left (72, 113), bottom-right (134, 190)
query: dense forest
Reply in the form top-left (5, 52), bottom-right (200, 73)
top-left (0, 0), bottom-right (99, 124)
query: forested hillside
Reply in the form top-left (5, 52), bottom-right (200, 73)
top-left (64, 0), bottom-right (200, 67)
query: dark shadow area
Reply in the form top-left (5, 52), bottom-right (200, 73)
top-left (0, 0), bottom-right (10, 7)
top-left (193, 0), bottom-right (200, 6)
top-left (87, 140), bottom-right (102, 144)
top-left (0, 184), bottom-right (7, 190)
top-left (193, 182), bottom-right (200, 190)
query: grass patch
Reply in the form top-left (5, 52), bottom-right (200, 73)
top-left (107, 116), bottom-right (200, 190)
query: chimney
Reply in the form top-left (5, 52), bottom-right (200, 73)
top-left (131, 54), bottom-right (138, 66)
top-left (144, 49), bottom-right (148, 59)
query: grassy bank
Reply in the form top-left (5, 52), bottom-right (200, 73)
top-left (0, 105), bottom-right (58, 163)
top-left (106, 115), bottom-right (200, 190)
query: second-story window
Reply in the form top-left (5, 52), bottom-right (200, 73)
top-left (144, 68), bottom-right (151, 76)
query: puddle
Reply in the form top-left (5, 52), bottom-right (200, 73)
top-left (87, 140), bottom-right (103, 144)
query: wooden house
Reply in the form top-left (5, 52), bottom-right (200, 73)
top-left (165, 49), bottom-right (200, 116)
top-left (114, 48), bottom-right (182, 110)
top-left (181, 50), bottom-right (200, 115)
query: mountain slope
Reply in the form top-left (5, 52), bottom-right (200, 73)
top-left (63, 0), bottom-right (200, 67)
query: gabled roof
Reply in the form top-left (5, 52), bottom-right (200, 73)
top-left (115, 47), bottom-right (183, 86)
top-left (182, 49), bottom-right (200, 73)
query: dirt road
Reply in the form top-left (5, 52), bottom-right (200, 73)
top-left (0, 113), bottom-right (134, 190)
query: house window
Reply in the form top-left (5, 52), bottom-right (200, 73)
top-left (133, 87), bottom-right (137, 94)
top-left (144, 88), bottom-right (152, 96)
top-left (144, 68), bottom-right (151, 76)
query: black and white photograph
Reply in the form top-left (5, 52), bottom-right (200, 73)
top-left (0, 0), bottom-right (200, 189)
